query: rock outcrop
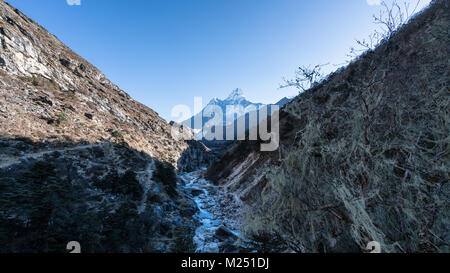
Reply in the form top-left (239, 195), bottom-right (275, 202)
top-left (0, 1), bottom-right (189, 165)
top-left (0, 1), bottom-right (203, 253)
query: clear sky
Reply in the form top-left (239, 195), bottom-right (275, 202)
top-left (7, 0), bottom-right (431, 121)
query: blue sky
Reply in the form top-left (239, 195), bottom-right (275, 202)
top-left (7, 0), bottom-right (430, 121)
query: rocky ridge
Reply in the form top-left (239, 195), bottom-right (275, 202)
top-left (0, 0), bottom-right (209, 253)
top-left (0, 0), bottom-right (191, 165)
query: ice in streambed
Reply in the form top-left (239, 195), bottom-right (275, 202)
top-left (180, 170), bottom-right (242, 253)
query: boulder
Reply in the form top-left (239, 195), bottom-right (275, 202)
top-left (214, 226), bottom-right (238, 241)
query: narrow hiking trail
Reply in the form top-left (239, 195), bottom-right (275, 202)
top-left (0, 143), bottom-right (104, 169)
top-left (180, 170), bottom-right (248, 253)
top-left (137, 159), bottom-right (155, 214)
top-left (0, 140), bottom-right (250, 252)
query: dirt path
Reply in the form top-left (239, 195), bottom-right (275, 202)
top-left (0, 143), bottom-right (104, 169)
top-left (137, 159), bottom-right (156, 214)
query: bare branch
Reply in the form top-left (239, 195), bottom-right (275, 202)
top-left (348, 0), bottom-right (424, 60)
top-left (281, 63), bottom-right (329, 93)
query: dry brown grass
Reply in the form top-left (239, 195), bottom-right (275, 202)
top-left (244, 0), bottom-right (449, 253)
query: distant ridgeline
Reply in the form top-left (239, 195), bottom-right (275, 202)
top-left (182, 88), bottom-right (290, 142)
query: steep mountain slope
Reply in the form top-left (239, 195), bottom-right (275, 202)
top-left (207, 0), bottom-right (449, 253)
top-left (0, 1), bottom-right (189, 164)
top-left (0, 139), bottom-right (198, 253)
top-left (0, 1), bottom-right (202, 253)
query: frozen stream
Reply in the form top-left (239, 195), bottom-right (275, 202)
top-left (180, 170), bottom-right (246, 253)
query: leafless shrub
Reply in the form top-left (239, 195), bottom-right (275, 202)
top-left (349, 0), bottom-right (425, 59)
top-left (244, 1), bottom-right (449, 253)
top-left (246, 73), bottom-right (449, 252)
top-left (281, 63), bottom-right (329, 93)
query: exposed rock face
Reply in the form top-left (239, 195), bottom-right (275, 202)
top-left (208, 0), bottom-right (449, 253)
top-left (0, 1), bottom-right (203, 253)
top-left (0, 1), bottom-right (189, 165)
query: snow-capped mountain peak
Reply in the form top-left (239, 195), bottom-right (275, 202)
top-left (208, 97), bottom-right (220, 105)
top-left (204, 88), bottom-right (261, 110)
top-left (224, 88), bottom-right (245, 102)
top-left (183, 88), bottom-right (263, 132)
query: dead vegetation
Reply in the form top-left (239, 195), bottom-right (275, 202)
top-left (281, 63), bottom-right (329, 93)
top-left (17, 75), bottom-right (60, 90)
top-left (349, 0), bottom-right (429, 59)
top-left (244, 0), bottom-right (449, 253)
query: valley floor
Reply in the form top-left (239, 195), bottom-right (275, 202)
top-left (180, 170), bottom-right (248, 253)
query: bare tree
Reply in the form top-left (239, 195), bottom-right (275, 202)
top-left (374, 0), bottom-right (421, 35)
top-left (281, 63), bottom-right (329, 93)
top-left (349, 0), bottom-right (423, 59)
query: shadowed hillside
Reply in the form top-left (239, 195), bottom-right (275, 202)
top-left (0, 138), bottom-right (198, 253)
top-left (208, 0), bottom-right (449, 253)
top-left (0, 1), bottom-right (209, 253)
top-left (0, 1), bottom-right (193, 165)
